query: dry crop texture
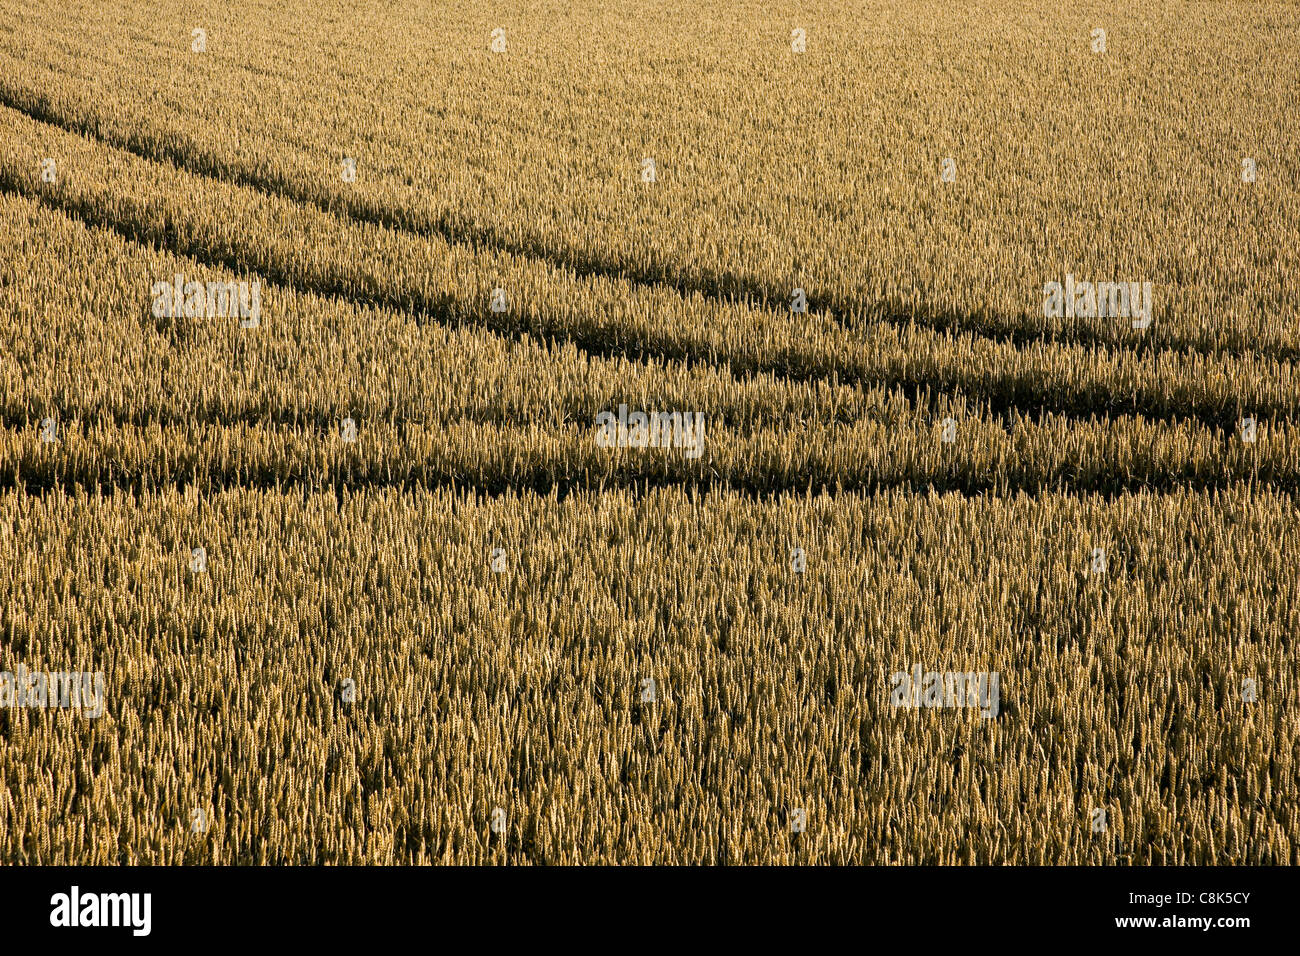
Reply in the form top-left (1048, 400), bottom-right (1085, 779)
top-left (0, 0), bottom-right (1297, 864)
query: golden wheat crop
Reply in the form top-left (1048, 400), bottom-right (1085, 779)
top-left (0, 0), bottom-right (1296, 865)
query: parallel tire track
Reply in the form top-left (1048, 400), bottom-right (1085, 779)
top-left (0, 78), bottom-right (1288, 367)
top-left (0, 171), bottom-right (1277, 434)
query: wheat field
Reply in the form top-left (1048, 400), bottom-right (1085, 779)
top-left (0, 0), bottom-right (1297, 864)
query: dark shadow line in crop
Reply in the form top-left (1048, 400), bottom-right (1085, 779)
top-left (2, 459), bottom-right (1296, 505)
top-left (0, 82), bottom-right (1289, 368)
top-left (0, 403), bottom-right (870, 434)
top-left (0, 173), bottom-right (1268, 434)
